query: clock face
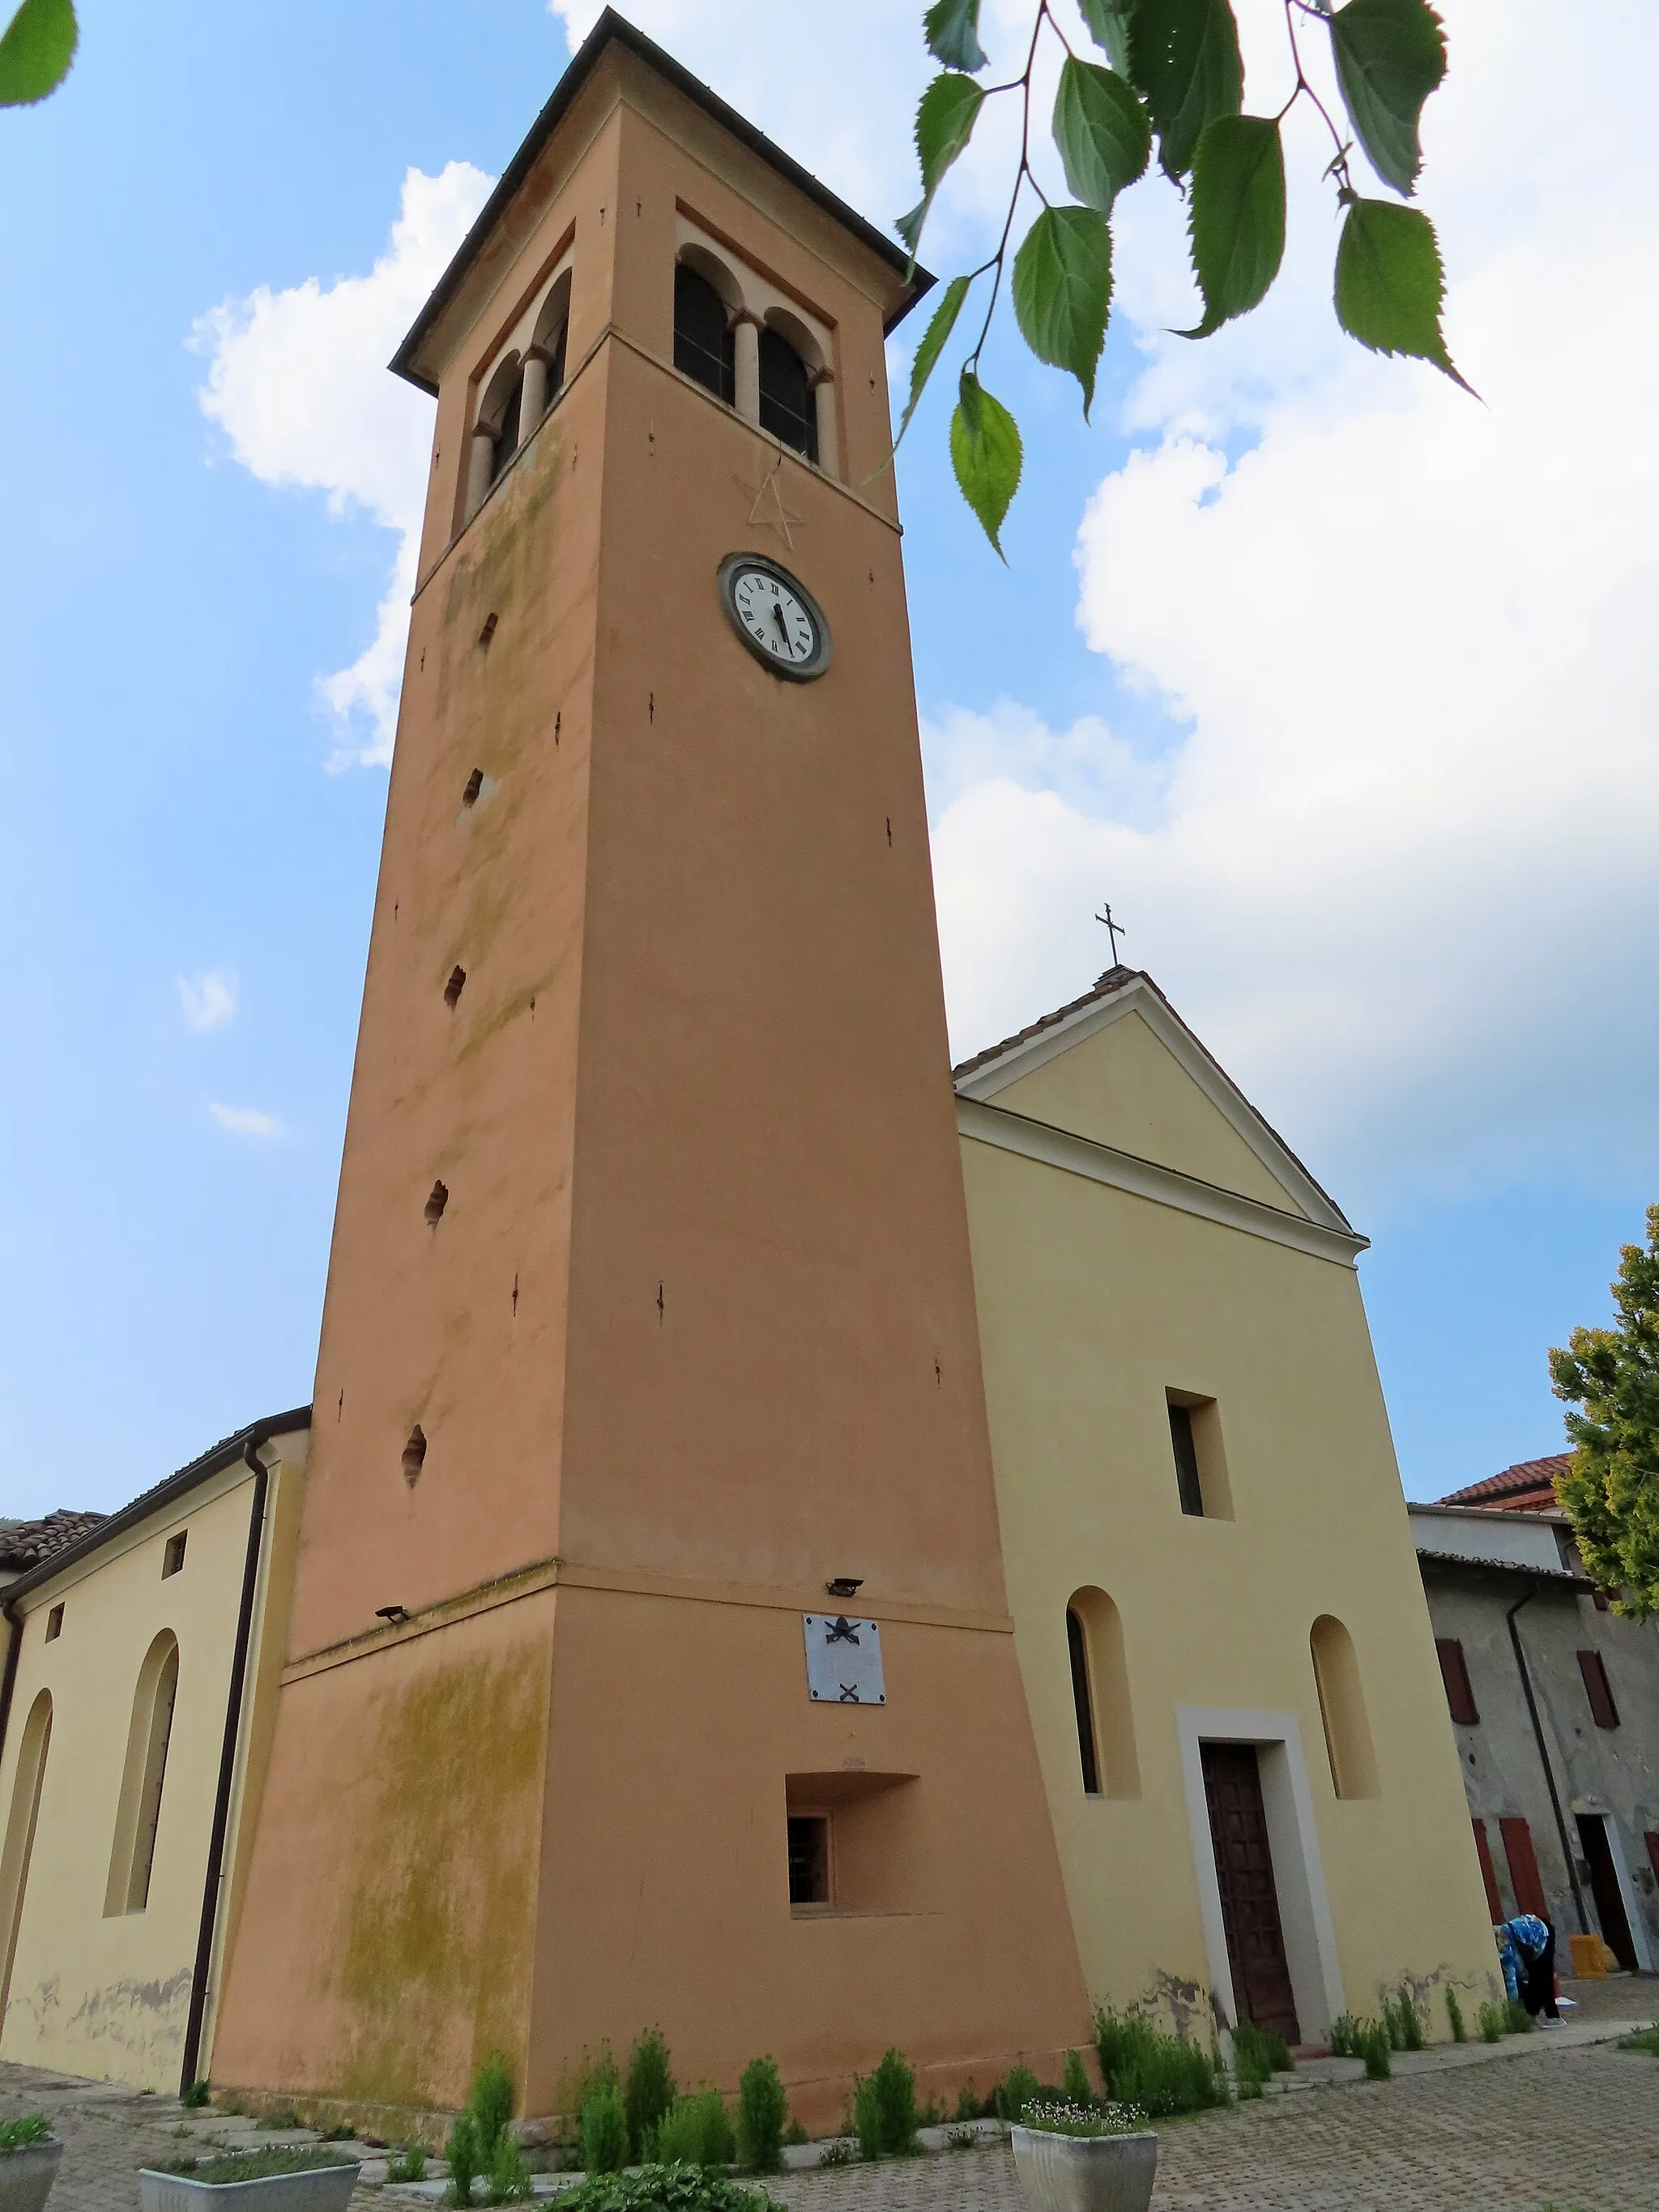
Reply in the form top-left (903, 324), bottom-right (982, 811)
top-left (717, 553), bottom-right (832, 682)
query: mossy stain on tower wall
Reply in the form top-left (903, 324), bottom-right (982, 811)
top-left (336, 1638), bottom-right (548, 2108)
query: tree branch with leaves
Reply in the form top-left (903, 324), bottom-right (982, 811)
top-left (1550, 1207), bottom-right (1659, 1618)
top-left (897, 0), bottom-right (1465, 554)
top-left (0, 0), bottom-right (76, 109)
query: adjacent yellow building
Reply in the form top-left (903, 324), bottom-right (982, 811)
top-left (956, 966), bottom-right (1499, 2043)
top-left (0, 1413), bottom-right (309, 2090)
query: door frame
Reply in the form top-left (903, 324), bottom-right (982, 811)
top-left (1576, 1809), bottom-right (1654, 1972)
top-left (1178, 1707), bottom-right (1345, 2043)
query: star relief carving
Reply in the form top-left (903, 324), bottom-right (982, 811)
top-left (736, 452), bottom-right (804, 549)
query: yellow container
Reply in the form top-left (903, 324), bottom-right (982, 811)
top-left (1569, 1933), bottom-right (1606, 1977)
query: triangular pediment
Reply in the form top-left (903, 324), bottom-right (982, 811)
top-left (953, 971), bottom-right (1351, 1234)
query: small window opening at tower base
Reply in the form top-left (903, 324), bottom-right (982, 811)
top-left (787, 1814), bottom-right (830, 1906)
top-left (758, 327), bottom-right (817, 463)
top-left (673, 263), bottom-right (735, 404)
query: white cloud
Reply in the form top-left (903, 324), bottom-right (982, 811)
top-left (177, 970), bottom-right (237, 1033)
top-left (209, 1104), bottom-right (285, 1139)
top-left (192, 161), bottom-right (493, 767)
top-left (931, 0), bottom-right (1659, 1211)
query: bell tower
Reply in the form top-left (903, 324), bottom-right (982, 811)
top-left (211, 11), bottom-right (1089, 2125)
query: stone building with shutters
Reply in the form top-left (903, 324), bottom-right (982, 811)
top-left (1412, 1460), bottom-right (1659, 1973)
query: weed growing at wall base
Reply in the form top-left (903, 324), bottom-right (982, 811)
top-left (1094, 2006), bottom-right (1227, 2116)
top-left (734, 2056), bottom-right (788, 2175)
top-left (657, 2091), bottom-right (735, 2170)
top-left (0, 2118), bottom-right (50, 2152)
top-left (1446, 1989), bottom-right (1468, 2043)
top-left (852, 2049), bottom-right (919, 2159)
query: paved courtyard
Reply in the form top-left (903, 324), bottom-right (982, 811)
top-left (2, 1981), bottom-right (1653, 2212)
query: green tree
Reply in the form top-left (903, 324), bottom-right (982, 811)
top-left (0, 0), bottom-right (76, 108)
top-left (899, 0), bottom-right (1466, 552)
top-left (1549, 1206), bottom-right (1659, 1617)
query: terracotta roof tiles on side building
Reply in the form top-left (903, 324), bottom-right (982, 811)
top-left (0, 1510), bottom-right (108, 1575)
top-left (1438, 1453), bottom-right (1572, 1515)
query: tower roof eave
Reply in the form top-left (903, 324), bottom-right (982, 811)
top-left (390, 7), bottom-right (935, 397)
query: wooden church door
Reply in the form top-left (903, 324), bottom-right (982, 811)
top-left (1202, 1741), bottom-right (1302, 2044)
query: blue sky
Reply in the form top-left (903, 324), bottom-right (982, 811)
top-left (4, 1), bottom-right (1656, 1518)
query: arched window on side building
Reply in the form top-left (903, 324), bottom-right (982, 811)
top-left (104, 1631), bottom-right (180, 1916)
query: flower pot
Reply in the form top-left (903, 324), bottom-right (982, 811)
top-left (0, 2142), bottom-right (62, 2212)
top-left (136, 2159), bottom-right (361, 2212)
top-left (1010, 2126), bottom-right (1158, 2212)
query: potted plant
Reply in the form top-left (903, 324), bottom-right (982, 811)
top-left (1009, 2099), bottom-right (1156, 2212)
top-left (136, 2146), bottom-right (361, 2210)
top-left (0, 2117), bottom-right (62, 2212)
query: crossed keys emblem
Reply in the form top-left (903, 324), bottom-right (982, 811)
top-left (803, 1611), bottom-right (885, 1705)
top-left (825, 1615), bottom-right (863, 1698)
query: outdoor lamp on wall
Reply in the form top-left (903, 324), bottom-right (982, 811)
top-left (825, 1576), bottom-right (863, 1600)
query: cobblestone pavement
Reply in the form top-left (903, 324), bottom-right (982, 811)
top-left (1, 1980), bottom-right (1653, 2210)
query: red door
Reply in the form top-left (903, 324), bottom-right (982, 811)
top-left (1202, 1741), bottom-right (1301, 2044)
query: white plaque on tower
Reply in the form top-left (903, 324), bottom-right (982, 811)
top-left (802, 1614), bottom-right (886, 1705)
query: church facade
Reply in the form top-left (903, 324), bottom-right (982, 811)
top-left (0, 11), bottom-right (1497, 2125)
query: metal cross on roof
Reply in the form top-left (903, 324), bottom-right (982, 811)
top-left (1095, 899), bottom-right (1127, 965)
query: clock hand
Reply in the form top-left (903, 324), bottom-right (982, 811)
top-left (770, 602), bottom-right (791, 645)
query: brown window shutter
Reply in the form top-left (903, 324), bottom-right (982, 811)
top-left (1577, 1649), bottom-right (1619, 1728)
top-left (1472, 1818), bottom-right (1503, 1920)
top-left (1435, 1637), bottom-right (1479, 1725)
top-left (1499, 1817), bottom-right (1550, 1920)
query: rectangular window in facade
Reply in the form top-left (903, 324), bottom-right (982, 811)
top-left (1168, 1403), bottom-right (1204, 1516)
top-left (1499, 1816), bottom-right (1550, 1920)
top-left (1435, 1638), bottom-right (1479, 1725)
top-left (787, 1815), bottom-right (830, 1907)
top-left (162, 1532), bottom-right (187, 1579)
top-left (1577, 1649), bottom-right (1619, 1728)
top-left (1166, 1393), bottom-right (1233, 1518)
top-left (44, 1605), bottom-right (62, 1643)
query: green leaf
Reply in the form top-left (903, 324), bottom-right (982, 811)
top-left (1126, 0), bottom-right (1243, 179)
top-left (1334, 196), bottom-right (1469, 390)
top-left (1180, 114), bottom-right (1285, 337)
top-left (950, 370), bottom-right (1022, 556)
top-left (1012, 205), bottom-right (1113, 418)
top-left (1329, 0), bottom-right (1447, 198)
top-left (1077, 0), bottom-right (1133, 73)
top-left (0, 0), bottom-right (76, 106)
top-left (923, 0), bottom-right (987, 73)
top-left (895, 273), bottom-right (970, 447)
top-left (898, 71), bottom-right (984, 255)
top-left (1052, 57), bottom-right (1150, 215)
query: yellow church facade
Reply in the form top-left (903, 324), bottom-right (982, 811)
top-left (0, 9), bottom-right (1497, 2119)
top-left (955, 968), bottom-right (1498, 2045)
